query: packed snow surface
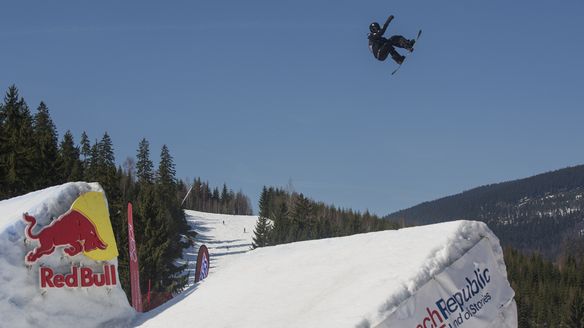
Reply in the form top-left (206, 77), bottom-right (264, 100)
top-left (0, 182), bottom-right (134, 328)
top-left (137, 212), bottom-right (509, 328)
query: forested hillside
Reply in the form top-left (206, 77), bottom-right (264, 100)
top-left (385, 165), bottom-right (584, 259)
top-left (179, 178), bottom-right (253, 216)
top-left (252, 186), bottom-right (399, 248)
top-left (504, 248), bottom-right (584, 327)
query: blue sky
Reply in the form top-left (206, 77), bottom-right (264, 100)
top-left (2, 0), bottom-right (583, 215)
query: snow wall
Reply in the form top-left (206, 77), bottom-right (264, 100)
top-left (0, 182), bottom-right (134, 328)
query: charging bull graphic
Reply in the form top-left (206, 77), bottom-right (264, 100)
top-left (23, 191), bottom-right (119, 264)
top-left (24, 211), bottom-right (107, 263)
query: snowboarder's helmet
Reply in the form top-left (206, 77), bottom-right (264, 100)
top-left (369, 22), bottom-right (380, 33)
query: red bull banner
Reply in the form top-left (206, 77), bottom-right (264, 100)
top-left (374, 238), bottom-right (516, 328)
top-left (194, 244), bottom-right (210, 283)
top-left (127, 202), bottom-right (143, 312)
top-left (23, 191), bottom-right (119, 289)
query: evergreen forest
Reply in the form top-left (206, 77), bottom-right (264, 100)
top-left (251, 186), bottom-right (399, 248)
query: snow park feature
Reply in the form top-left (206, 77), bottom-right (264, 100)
top-left (0, 182), bottom-right (134, 328)
top-left (136, 213), bottom-right (517, 327)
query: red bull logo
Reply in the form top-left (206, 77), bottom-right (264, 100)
top-left (24, 211), bottom-right (107, 263)
top-left (23, 191), bottom-right (120, 289)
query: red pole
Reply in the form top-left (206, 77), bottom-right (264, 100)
top-left (128, 203), bottom-right (143, 312)
top-left (148, 279), bottom-right (151, 307)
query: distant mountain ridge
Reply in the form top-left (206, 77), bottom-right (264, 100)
top-left (384, 165), bottom-right (584, 260)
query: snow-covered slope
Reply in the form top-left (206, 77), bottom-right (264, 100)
top-left (0, 183), bottom-right (134, 328)
top-left (137, 215), bottom-right (516, 328)
top-left (177, 210), bottom-right (259, 284)
top-left (134, 210), bottom-right (259, 322)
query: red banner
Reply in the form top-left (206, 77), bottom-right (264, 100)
top-left (195, 244), bottom-right (210, 283)
top-left (128, 202), bottom-right (143, 312)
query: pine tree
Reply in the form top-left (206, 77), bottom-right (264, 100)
top-left (156, 145), bottom-right (178, 210)
top-left (80, 131), bottom-right (91, 170)
top-left (0, 93), bottom-right (6, 198)
top-left (211, 187), bottom-right (220, 212)
top-left (152, 144), bottom-right (189, 293)
top-left (253, 186), bottom-right (269, 247)
top-left (85, 140), bottom-right (99, 181)
top-left (234, 190), bottom-right (252, 215)
top-left (132, 141), bottom-right (158, 297)
top-left (189, 178), bottom-right (202, 209)
top-left (99, 133), bottom-right (115, 170)
top-left (252, 215), bottom-right (272, 248)
top-left (291, 193), bottom-right (313, 241)
top-left (56, 130), bottom-right (83, 182)
top-left (120, 157), bottom-right (136, 200)
top-left (95, 133), bottom-right (118, 195)
top-left (221, 183), bottom-right (229, 213)
top-left (258, 186), bottom-right (269, 218)
top-left (272, 201), bottom-right (289, 244)
top-left (136, 138), bottom-right (154, 185)
top-left (0, 85), bottom-right (35, 197)
top-left (32, 101), bottom-right (59, 188)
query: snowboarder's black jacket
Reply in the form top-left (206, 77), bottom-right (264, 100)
top-left (368, 15), bottom-right (393, 60)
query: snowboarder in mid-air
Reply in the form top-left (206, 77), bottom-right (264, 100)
top-left (368, 15), bottom-right (416, 65)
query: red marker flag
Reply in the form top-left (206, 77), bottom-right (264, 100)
top-left (128, 203), bottom-right (143, 312)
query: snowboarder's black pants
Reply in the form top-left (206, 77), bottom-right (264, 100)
top-left (377, 35), bottom-right (411, 62)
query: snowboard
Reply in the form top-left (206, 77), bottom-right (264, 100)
top-left (391, 29), bottom-right (422, 76)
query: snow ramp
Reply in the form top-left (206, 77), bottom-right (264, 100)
top-left (0, 183), bottom-right (134, 328)
top-left (137, 218), bottom-right (517, 327)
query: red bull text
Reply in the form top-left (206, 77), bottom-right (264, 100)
top-left (40, 265), bottom-right (117, 288)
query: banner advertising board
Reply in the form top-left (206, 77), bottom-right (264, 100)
top-left (195, 245), bottom-right (210, 283)
top-left (376, 238), bottom-right (515, 328)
